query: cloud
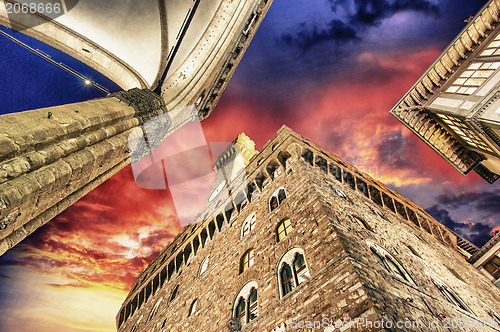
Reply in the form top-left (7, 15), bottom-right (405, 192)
top-left (426, 205), bottom-right (494, 247)
top-left (283, 0), bottom-right (439, 52)
top-left (281, 19), bottom-right (358, 52)
top-left (436, 189), bottom-right (500, 216)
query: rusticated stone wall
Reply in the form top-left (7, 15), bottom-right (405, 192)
top-left (118, 126), bottom-right (500, 331)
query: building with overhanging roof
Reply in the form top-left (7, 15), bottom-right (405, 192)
top-left (390, 0), bottom-right (500, 183)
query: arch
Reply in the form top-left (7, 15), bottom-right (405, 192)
top-left (277, 151), bottom-right (292, 169)
top-left (188, 299), bottom-right (198, 317)
top-left (302, 149), bottom-right (314, 165)
top-left (269, 187), bottom-right (287, 212)
top-left (349, 215), bottom-right (373, 232)
top-left (369, 243), bottom-right (415, 285)
top-left (277, 248), bottom-right (310, 298)
top-left (343, 170), bottom-right (356, 190)
top-left (276, 218), bottom-right (293, 243)
top-left (427, 272), bottom-right (473, 314)
top-left (269, 196), bottom-right (279, 212)
top-left (168, 285), bottom-right (179, 304)
top-left (240, 249), bottom-right (255, 274)
top-left (315, 155), bottom-right (327, 173)
top-left (216, 214), bottom-right (225, 232)
top-left (356, 178), bottom-right (369, 197)
top-left (255, 173), bottom-right (267, 192)
top-left (193, 236), bottom-right (200, 255)
top-left (266, 160), bottom-right (281, 180)
top-left (369, 186), bottom-right (383, 206)
top-left (147, 298), bottom-right (163, 323)
top-left (233, 281), bottom-right (259, 327)
top-left (329, 164), bottom-right (342, 181)
top-left (208, 220), bottom-right (216, 239)
top-left (198, 257), bottom-right (209, 277)
top-left (224, 203), bottom-right (235, 223)
top-left (175, 252), bottom-right (183, 273)
top-left (241, 213), bottom-right (257, 239)
top-left (235, 192), bottom-right (247, 212)
top-left (246, 182), bottom-right (257, 203)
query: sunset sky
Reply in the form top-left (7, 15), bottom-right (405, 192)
top-left (1, 0), bottom-right (499, 331)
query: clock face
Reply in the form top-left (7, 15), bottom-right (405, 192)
top-left (208, 180), bottom-right (227, 202)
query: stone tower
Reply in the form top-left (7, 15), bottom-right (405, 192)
top-left (116, 126), bottom-right (500, 331)
top-left (0, 0), bottom-right (274, 254)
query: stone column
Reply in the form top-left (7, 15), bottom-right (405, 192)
top-left (0, 89), bottom-right (166, 255)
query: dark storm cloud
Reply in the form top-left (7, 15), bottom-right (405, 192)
top-left (426, 205), bottom-right (468, 231)
top-left (282, 0), bottom-right (438, 52)
top-left (436, 189), bottom-right (500, 216)
top-left (281, 19), bottom-right (358, 52)
top-left (426, 205), bottom-right (493, 247)
top-left (330, 0), bottom-right (439, 25)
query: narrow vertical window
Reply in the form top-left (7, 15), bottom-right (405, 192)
top-left (281, 263), bottom-right (295, 296)
top-left (248, 288), bottom-right (258, 322)
top-left (278, 188), bottom-right (286, 203)
top-left (235, 297), bottom-right (246, 326)
top-left (293, 253), bottom-right (309, 285)
top-left (188, 299), bottom-right (198, 317)
top-left (270, 196), bottom-right (278, 212)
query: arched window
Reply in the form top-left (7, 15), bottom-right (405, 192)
top-left (278, 188), bottom-right (286, 203)
top-left (241, 214), bottom-right (256, 239)
top-left (269, 196), bottom-right (278, 212)
top-left (280, 263), bottom-right (294, 296)
top-left (147, 299), bottom-right (162, 323)
top-left (235, 297), bottom-right (246, 326)
top-left (248, 288), bottom-right (258, 321)
top-left (188, 299), bottom-right (198, 317)
top-left (277, 248), bottom-right (310, 298)
top-left (350, 215), bottom-right (373, 231)
top-left (428, 273), bottom-right (472, 314)
top-left (233, 282), bottom-right (259, 327)
top-left (198, 257), bottom-right (209, 277)
top-left (269, 188), bottom-right (287, 212)
top-left (168, 285), bottom-right (179, 304)
top-left (369, 244), bottom-right (414, 285)
top-left (276, 218), bottom-right (293, 242)
top-left (240, 249), bottom-right (255, 274)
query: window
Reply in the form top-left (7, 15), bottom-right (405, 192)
top-left (276, 218), bottom-right (293, 242)
top-left (168, 285), bottom-right (179, 304)
top-left (248, 288), bottom-right (258, 321)
top-left (429, 274), bottom-right (472, 314)
top-left (269, 187), bottom-right (287, 212)
top-left (482, 255), bottom-right (500, 279)
top-left (446, 61), bottom-right (500, 95)
top-left (241, 214), bottom-right (256, 239)
top-left (280, 263), bottom-right (294, 296)
top-left (147, 299), bottom-right (162, 323)
top-left (198, 257), bottom-right (209, 277)
top-left (277, 248), bottom-right (310, 298)
top-left (437, 113), bottom-right (494, 152)
top-left (349, 215), bottom-right (373, 232)
top-left (240, 249), bottom-right (255, 274)
top-left (369, 244), bottom-right (414, 284)
top-left (188, 299), bottom-right (198, 317)
top-left (233, 282), bottom-right (259, 327)
top-left (480, 34), bottom-right (500, 57)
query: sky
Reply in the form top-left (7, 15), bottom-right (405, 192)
top-left (0, 0), bottom-right (499, 331)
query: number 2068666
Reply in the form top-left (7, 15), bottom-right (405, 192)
top-left (5, 2), bottom-right (62, 14)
